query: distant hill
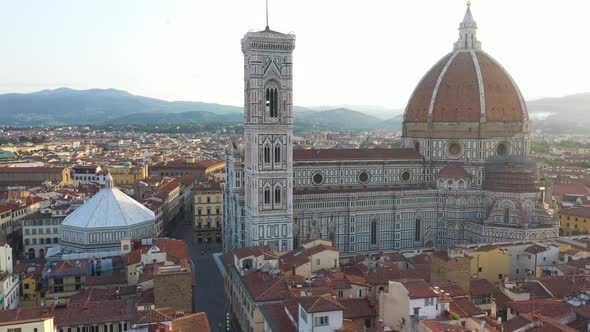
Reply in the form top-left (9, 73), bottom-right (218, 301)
top-left (295, 108), bottom-right (394, 130)
top-left (306, 104), bottom-right (403, 119)
top-left (0, 88), bottom-right (242, 126)
top-left (383, 114), bottom-right (404, 130)
top-left (0, 88), bottom-right (588, 132)
top-left (107, 111), bottom-right (242, 125)
top-left (527, 93), bottom-right (590, 133)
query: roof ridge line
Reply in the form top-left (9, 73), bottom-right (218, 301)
top-left (256, 275), bottom-right (286, 300)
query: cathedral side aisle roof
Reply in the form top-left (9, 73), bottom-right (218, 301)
top-left (293, 148), bottom-right (422, 161)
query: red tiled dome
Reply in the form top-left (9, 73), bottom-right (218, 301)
top-left (404, 50), bottom-right (527, 123)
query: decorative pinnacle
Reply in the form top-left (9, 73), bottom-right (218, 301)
top-left (466, 0), bottom-right (471, 7)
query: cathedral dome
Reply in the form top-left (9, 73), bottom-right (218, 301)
top-left (403, 4), bottom-right (529, 138)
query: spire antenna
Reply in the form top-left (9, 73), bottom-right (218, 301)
top-left (265, 0), bottom-right (269, 30)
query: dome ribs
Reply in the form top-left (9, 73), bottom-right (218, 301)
top-left (476, 52), bottom-right (525, 122)
top-left (405, 53), bottom-right (452, 122)
top-left (404, 51), bottom-right (527, 125)
top-left (432, 51), bottom-right (481, 122)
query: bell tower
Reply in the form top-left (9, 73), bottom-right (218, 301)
top-left (241, 26), bottom-right (296, 252)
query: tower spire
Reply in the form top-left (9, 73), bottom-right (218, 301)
top-left (265, 0), bottom-right (269, 30)
top-left (454, 1), bottom-right (481, 51)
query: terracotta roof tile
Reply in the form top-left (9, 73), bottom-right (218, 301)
top-left (437, 163), bottom-right (470, 178)
top-left (240, 270), bottom-right (291, 302)
top-left (420, 320), bottom-right (470, 332)
top-left (469, 278), bottom-right (496, 296)
top-left (260, 302), bottom-right (297, 332)
top-left (506, 299), bottom-right (574, 321)
top-left (53, 299), bottom-right (137, 326)
top-left (524, 244), bottom-right (549, 255)
top-left (172, 312), bottom-right (211, 332)
top-left (340, 298), bottom-right (378, 319)
top-left (450, 297), bottom-right (485, 317)
top-left (233, 245), bottom-right (274, 260)
top-left (552, 183), bottom-right (590, 197)
top-left (299, 295), bottom-right (344, 313)
top-left (402, 280), bottom-right (437, 299)
top-left (559, 207), bottom-right (590, 219)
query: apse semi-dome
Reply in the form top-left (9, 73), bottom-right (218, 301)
top-left (403, 4), bottom-right (529, 139)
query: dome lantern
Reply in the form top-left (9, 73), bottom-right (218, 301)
top-left (105, 173), bottom-right (114, 189)
top-left (454, 1), bottom-right (481, 51)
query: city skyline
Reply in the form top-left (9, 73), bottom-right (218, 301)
top-left (1, 0), bottom-right (589, 109)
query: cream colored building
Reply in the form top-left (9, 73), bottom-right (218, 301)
top-left (0, 316), bottom-right (55, 332)
top-left (194, 181), bottom-right (222, 244)
top-left (108, 163), bottom-right (148, 187)
top-left (22, 212), bottom-right (64, 259)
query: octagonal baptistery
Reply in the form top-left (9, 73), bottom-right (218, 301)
top-left (61, 175), bottom-right (155, 254)
top-left (402, 4), bottom-right (530, 161)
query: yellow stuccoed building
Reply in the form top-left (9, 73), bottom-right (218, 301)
top-left (559, 207), bottom-right (590, 236)
top-left (108, 162), bottom-right (148, 187)
top-left (466, 245), bottom-right (511, 284)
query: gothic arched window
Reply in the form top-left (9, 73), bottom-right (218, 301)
top-left (274, 145), bottom-right (281, 164)
top-left (370, 220), bottom-right (377, 245)
top-left (503, 207), bottom-right (509, 224)
top-left (263, 145), bottom-right (271, 164)
top-left (274, 187), bottom-right (281, 204)
top-left (265, 88), bottom-right (279, 118)
top-left (264, 188), bottom-right (271, 205)
top-left (415, 218), bottom-right (421, 241)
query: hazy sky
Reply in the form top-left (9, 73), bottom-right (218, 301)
top-left (1, 0), bottom-right (589, 109)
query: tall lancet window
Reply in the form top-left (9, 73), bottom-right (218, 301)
top-left (263, 145), bottom-right (271, 164)
top-left (274, 186), bottom-right (281, 204)
top-left (370, 220), bottom-right (377, 245)
top-left (274, 145), bottom-right (281, 164)
top-left (265, 88), bottom-right (278, 118)
top-left (264, 188), bottom-right (271, 205)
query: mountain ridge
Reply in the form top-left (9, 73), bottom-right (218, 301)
top-left (0, 88), bottom-right (589, 132)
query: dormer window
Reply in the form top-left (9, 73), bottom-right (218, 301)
top-left (242, 258), bottom-right (253, 270)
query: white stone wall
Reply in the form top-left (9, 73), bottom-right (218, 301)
top-left (242, 30), bottom-right (296, 252)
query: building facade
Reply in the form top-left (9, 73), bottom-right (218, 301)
top-left (72, 165), bottom-right (102, 185)
top-left (22, 212), bottom-right (64, 259)
top-left (194, 181), bottom-right (223, 243)
top-left (559, 207), bottom-right (590, 236)
top-left (223, 5), bottom-right (558, 255)
top-left (108, 163), bottom-right (148, 187)
top-left (0, 243), bottom-right (20, 310)
top-left (0, 166), bottom-right (72, 188)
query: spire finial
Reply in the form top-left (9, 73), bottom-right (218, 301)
top-left (466, 0), bottom-right (471, 7)
top-left (265, 0), bottom-right (269, 30)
